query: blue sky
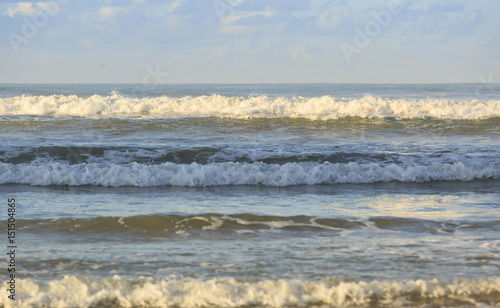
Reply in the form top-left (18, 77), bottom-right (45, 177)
top-left (0, 0), bottom-right (499, 83)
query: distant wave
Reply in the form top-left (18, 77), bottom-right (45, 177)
top-left (1, 145), bottom-right (468, 165)
top-left (14, 214), bottom-right (499, 237)
top-left (1, 93), bottom-right (500, 119)
top-left (1, 161), bottom-right (499, 186)
top-left (5, 276), bottom-right (500, 308)
top-left (14, 214), bottom-right (363, 236)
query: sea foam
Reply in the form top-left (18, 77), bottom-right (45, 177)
top-left (1, 93), bottom-right (500, 119)
top-left (1, 161), bottom-right (499, 187)
top-left (4, 276), bottom-right (499, 308)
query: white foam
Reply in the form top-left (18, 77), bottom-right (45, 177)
top-left (1, 160), bottom-right (499, 187)
top-left (117, 217), bottom-right (129, 228)
top-left (4, 276), bottom-right (499, 307)
top-left (1, 93), bottom-right (500, 119)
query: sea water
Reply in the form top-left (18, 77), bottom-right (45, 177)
top-left (0, 83), bottom-right (499, 307)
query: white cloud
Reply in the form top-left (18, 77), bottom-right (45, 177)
top-left (292, 0), bottom-right (331, 18)
top-left (218, 10), bottom-right (276, 35)
top-left (5, 2), bottom-right (37, 17)
top-left (167, 1), bottom-right (184, 14)
top-left (209, 47), bottom-right (227, 59)
top-left (291, 47), bottom-right (310, 61)
top-left (142, 1), bottom-right (187, 19)
top-left (222, 11), bottom-right (274, 25)
top-left (98, 6), bottom-right (129, 21)
top-left (1, 0), bottom-right (498, 83)
top-left (4, 2), bottom-right (62, 18)
top-left (35, 2), bottom-right (58, 12)
top-left (315, 11), bottom-right (342, 28)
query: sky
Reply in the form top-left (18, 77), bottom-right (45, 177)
top-left (0, 0), bottom-right (499, 84)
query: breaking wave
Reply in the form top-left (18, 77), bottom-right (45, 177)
top-left (1, 160), bottom-right (499, 187)
top-left (4, 276), bottom-right (499, 308)
top-left (1, 93), bottom-right (500, 119)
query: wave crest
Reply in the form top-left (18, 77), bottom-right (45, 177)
top-left (2, 93), bottom-right (500, 119)
top-left (6, 276), bottom-right (500, 308)
top-left (1, 161), bottom-right (499, 187)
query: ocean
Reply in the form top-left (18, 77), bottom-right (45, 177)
top-left (0, 83), bottom-right (499, 307)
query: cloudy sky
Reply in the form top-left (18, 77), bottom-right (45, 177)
top-left (0, 0), bottom-right (499, 83)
